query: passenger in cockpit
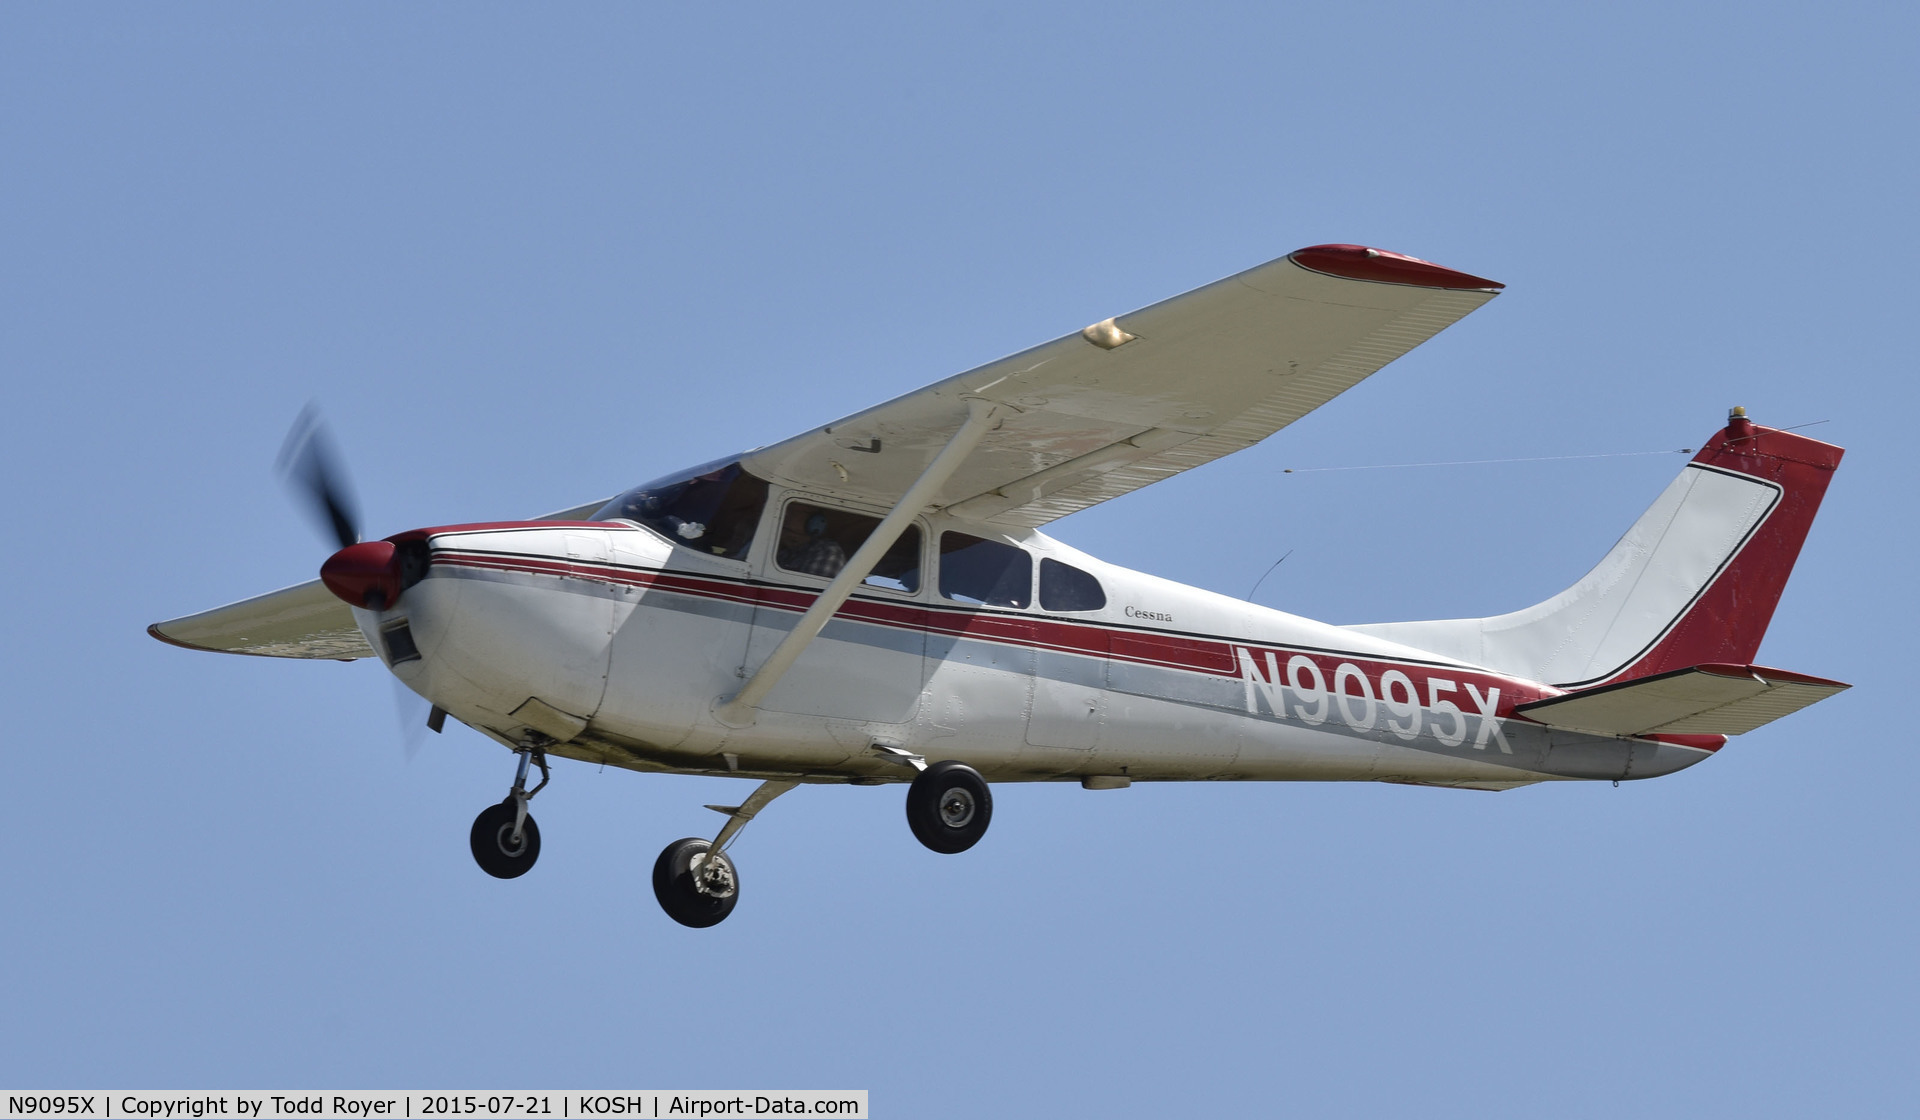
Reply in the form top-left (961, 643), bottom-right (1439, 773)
top-left (782, 512), bottom-right (846, 578)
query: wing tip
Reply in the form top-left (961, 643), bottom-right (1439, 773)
top-left (147, 620), bottom-right (209, 652)
top-left (146, 619), bottom-right (362, 661)
top-left (1289, 244), bottom-right (1504, 291)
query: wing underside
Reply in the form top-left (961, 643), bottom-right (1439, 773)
top-left (149, 578), bottom-right (372, 660)
top-left (743, 246), bottom-right (1501, 527)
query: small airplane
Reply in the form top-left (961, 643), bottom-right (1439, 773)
top-left (151, 244), bottom-right (1848, 927)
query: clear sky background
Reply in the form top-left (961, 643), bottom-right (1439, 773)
top-left (3, 3), bottom-right (1915, 1115)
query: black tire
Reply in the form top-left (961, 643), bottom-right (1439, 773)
top-left (906, 760), bottom-right (993, 854)
top-left (652, 837), bottom-right (739, 928)
top-left (469, 798), bottom-right (541, 879)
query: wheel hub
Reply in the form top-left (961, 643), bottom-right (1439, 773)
top-left (689, 850), bottom-right (738, 899)
top-left (494, 824), bottom-right (528, 858)
top-left (938, 787), bottom-right (976, 829)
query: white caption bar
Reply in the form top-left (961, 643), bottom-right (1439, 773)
top-left (0, 1095), bottom-right (868, 1120)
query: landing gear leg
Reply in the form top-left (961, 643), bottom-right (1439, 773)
top-left (652, 779), bottom-right (798, 928)
top-left (470, 743), bottom-right (549, 879)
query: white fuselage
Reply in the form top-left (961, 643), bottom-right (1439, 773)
top-left (367, 505), bottom-right (1715, 792)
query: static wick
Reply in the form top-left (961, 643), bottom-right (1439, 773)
top-left (1282, 448), bottom-right (1694, 474)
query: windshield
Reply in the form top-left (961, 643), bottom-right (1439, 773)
top-left (594, 458), bottom-right (770, 560)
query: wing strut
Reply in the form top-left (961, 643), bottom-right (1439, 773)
top-left (714, 398), bottom-right (1002, 727)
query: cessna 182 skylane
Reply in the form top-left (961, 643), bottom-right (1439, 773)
top-left (151, 244), bottom-right (1848, 927)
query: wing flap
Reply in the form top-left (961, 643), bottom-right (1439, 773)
top-left (1515, 664), bottom-right (1849, 737)
top-left (149, 579), bottom-right (373, 660)
top-left (742, 248), bottom-right (1500, 527)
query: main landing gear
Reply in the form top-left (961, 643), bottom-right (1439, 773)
top-left (466, 749), bottom-right (997, 926)
top-left (651, 838), bottom-right (737, 928)
top-left (652, 779), bottom-right (798, 928)
top-left (906, 760), bottom-right (993, 854)
top-left (469, 744), bottom-right (548, 879)
top-left (646, 760), bottom-right (992, 926)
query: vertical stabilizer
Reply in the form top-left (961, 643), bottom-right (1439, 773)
top-left (1346, 411), bottom-right (1842, 688)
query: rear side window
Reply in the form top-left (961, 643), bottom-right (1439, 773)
top-left (940, 532), bottom-right (1031, 608)
top-left (1040, 558), bottom-right (1106, 612)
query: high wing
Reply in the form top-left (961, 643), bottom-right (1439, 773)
top-left (150, 244), bottom-right (1499, 659)
top-left (741, 245), bottom-right (1502, 528)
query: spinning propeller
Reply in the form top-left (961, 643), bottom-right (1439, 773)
top-left (279, 405), bottom-right (424, 612)
top-left (277, 405), bottom-right (434, 757)
top-left (276, 403), bottom-right (361, 553)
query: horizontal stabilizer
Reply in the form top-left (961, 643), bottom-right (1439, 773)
top-left (1515, 664), bottom-right (1848, 737)
top-left (148, 578), bottom-right (372, 660)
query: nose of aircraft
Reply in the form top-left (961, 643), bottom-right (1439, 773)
top-left (320, 540), bottom-right (404, 609)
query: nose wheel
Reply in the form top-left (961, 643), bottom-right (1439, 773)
top-left (470, 798), bottom-right (542, 878)
top-left (470, 744), bottom-right (548, 880)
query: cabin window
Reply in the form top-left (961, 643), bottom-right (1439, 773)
top-left (594, 459), bottom-right (769, 561)
top-left (775, 501), bottom-right (922, 592)
top-left (1039, 558), bottom-right (1106, 612)
top-left (939, 532), bottom-right (1031, 608)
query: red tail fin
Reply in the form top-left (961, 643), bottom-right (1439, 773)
top-left (1619, 412), bottom-right (1842, 681)
top-left (1346, 409), bottom-right (1842, 689)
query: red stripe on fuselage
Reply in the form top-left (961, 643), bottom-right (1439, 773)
top-left (427, 548), bottom-right (1575, 712)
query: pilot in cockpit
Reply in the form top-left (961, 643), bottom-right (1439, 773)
top-left (631, 491), bottom-right (707, 543)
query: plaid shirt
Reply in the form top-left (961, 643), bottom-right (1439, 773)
top-left (786, 538), bottom-right (847, 578)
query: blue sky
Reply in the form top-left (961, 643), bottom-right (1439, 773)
top-left (3, 3), bottom-right (1915, 1115)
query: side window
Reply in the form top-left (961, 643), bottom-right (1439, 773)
top-left (775, 502), bottom-right (922, 592)
top-left (1040, 558), bottom-right (1106, 612)
top-left (940, 532), bottom-right (1032, 608)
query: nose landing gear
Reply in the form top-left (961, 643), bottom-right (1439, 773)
top-left (470, 744), bottom-right (549, 879)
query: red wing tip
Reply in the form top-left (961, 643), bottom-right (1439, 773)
top-left (1289, 244), bottom-right (1504, 291)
